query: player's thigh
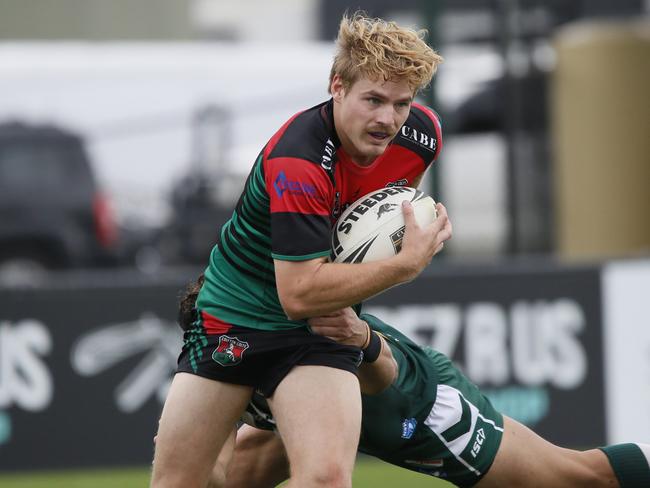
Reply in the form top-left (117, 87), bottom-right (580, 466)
top-left (477, 416), bottom-right (607, 488)
top-left (152, 372), bottom-right (252, 487)
top-left (268, 365), bottom-right (361, 473)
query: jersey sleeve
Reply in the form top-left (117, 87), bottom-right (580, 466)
top-left (265, 156), bottom-right (334, 261)
top-left (408, 103), bottom-right (443, 167)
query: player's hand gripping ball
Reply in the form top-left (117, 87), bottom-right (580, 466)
top-left (331, 187), bottom-right (437, 263)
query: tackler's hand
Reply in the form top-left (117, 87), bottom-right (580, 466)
top-left (308, 307), bottom-right (369, 348)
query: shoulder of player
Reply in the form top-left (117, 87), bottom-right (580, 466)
top-left (408, 102), bottom-right (443, 135)
top-left (391, 103), bottom-right (443, 160)
top-left (265, 100), bottom-right (337, 173)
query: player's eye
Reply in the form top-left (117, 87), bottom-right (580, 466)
top-left (367, 97), bottom-right (381, 105)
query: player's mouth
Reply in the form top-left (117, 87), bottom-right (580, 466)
top-left (368, 131), bottom-right (390, 143)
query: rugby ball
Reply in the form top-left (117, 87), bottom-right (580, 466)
top-left (331, 187), bottom-right (437, 263)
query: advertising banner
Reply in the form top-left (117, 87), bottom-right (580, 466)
top-left (0, 280), bottom-right (185, 470)
top-left (0, 263), bottom-right (606, 470)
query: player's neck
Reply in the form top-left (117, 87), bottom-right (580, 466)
top-left (338, 146), bottom-right (378, 169)
top-left (346, 150), bottom-right (376, 167)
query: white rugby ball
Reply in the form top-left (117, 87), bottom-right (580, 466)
top-left (331, 187), bottom-right (437, 263)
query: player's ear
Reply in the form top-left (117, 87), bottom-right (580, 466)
top-left (331, 74), bottom-right (345, 102)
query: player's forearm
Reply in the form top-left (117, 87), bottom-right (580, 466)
top-left (277, 202), bottom-right (450, 320)
top-left (280, 257), bottom-right (414, 320)
top-left (358, 336), bottom-right (398, 395)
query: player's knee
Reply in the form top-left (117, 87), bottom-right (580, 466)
top-left (574, 450), bottom-right (619, 487)
top-left (575, 465), bottom-right (612, 487)
top-left (206, 472), bottom-right (226, 488)
top-left (151, 471), bottom-right (202, 488)
top-left (152, 455), bottom-right (212, 488)
top-left (206, 461), bottom-right (227, 488)
top-left (297, 463), bottom-right (352, 488)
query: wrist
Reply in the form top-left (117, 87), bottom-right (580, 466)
top-left (362, 329), bottom-right (382, 363)
top-left (360, 321), bottom-right (371, 349)
top-left (390, 252), bottom-right (419, 283)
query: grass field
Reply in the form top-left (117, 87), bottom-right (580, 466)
top-left (0, 459), bottom-right (454, 487)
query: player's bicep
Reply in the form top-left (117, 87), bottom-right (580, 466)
top-left (275, 256), bottom-right (328, 318)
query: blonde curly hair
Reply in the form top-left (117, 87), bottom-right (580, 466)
top-left (329, 12), bottom-right (443, 94)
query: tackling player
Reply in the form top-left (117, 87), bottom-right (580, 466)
top-left (174, 279), bottom-right (650, 488)
top-left (151, 12), bottom-right (452, 488)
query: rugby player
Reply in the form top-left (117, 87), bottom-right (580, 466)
top-left (151, 12), bottom-right (452, 488)
top-left (171, 280), bottom-right (649, 488)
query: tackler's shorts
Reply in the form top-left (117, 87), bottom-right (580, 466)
top-left (240, 345), bottom-right (504, 487)
top-left (379, 347), bottom-right (504, 487)
top-left (176, 310), bottom-right (363, 397)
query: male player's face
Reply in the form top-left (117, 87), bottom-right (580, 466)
top-left (332, 74), bottom-right (413, 167)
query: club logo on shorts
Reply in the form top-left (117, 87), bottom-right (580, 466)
top-left (212, 335), bottom-right (249, 366)
top-left (401, 417), bottom-right (417, 439)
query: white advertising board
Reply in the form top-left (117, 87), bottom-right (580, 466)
top-left (603, 259), bottom-right (650, 443)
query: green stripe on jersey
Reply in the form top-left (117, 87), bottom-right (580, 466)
top-left (198, 249), bottom-right (309, 330)
top-left (272, 250), bottom-right (331, 261)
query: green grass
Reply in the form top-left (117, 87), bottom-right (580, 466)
top-left (352, 459), bottom-right (453, 487)
top-left (0, 467), bottom-right (151, 488)
top-left (0, 459), bottom-right (454, 487)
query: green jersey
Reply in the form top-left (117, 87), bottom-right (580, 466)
top-left (196, 152), bottom-right (308, 331)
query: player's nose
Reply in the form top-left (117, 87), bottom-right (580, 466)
top-left (374, 104), bottom-right (395, 127)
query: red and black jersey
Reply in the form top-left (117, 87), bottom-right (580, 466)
top-left (264, 98), bottom-right (442, 261)
top-left (197, 98), bottom-right (442, 330)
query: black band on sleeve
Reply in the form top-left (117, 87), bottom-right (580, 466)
top-left (362, 330), bottom-right (382, 363)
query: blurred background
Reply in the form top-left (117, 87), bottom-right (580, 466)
top-left (0, 0), bottom-right (648, 485)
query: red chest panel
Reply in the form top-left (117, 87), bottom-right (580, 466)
top-left (332, 144), bottom-right (424, 220)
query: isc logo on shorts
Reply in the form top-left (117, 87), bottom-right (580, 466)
top-left (212, 335), bottom-right (249, 366)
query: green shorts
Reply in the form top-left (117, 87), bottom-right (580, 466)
top-left (373, 347), bottom-right (504, 487)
